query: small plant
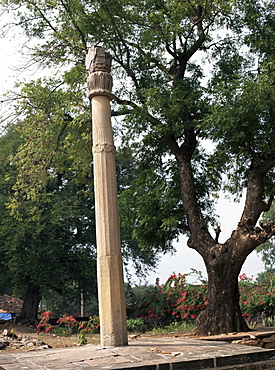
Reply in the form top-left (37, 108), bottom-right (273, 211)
top-left (245, 319), bottom-right (257, 329)
top-left (38, 332), bottom-right (45, 341)
top-left (55, 314), bottom-right (78, 335)
top-left (78, 330), bottom-right (88, 345)
top-left (77, 316), bottom-right (100, 345)
top-left (166, 321), bottom-right (196, 333)
top-left (262, 316), bottom-right (275, 327)
top-left (36, 311), bottom-right (52, 334)
top-left (126, 318), bottom-right (146, 333)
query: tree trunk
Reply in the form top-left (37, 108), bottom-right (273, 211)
top-left (15, 282), bottom-right (41, 326)
top-left (195, 255), bottom-right (249, 335)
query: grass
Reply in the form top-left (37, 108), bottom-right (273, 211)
top-left (149, 321), bottom-right (196, 335)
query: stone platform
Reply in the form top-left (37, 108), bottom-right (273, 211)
top-left (1, 334), bottom-right (275, 369)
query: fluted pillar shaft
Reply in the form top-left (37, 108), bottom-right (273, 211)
top-left (86, 46), bottom-right (128, 347)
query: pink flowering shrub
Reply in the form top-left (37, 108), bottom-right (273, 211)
top-left (36, 311), bottom-right (52, 334)
top-left (239, 273), bottom-right (275, 322)
top-left (127, 270), bottom-right (208, 326)
top-left (36, 312), bottom-right (100, 336)
top-left (55, 314), bottom-right (78, 335)
top-left (127, 270), bottom-right (275, 328)
top-left (164, 272), bottom-right (208, 321)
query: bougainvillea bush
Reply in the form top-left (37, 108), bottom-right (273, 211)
top-left (127, 270), bottom-right (275, 328)
top-left (239, 273), bottom-right (275, 322)
top-left (36, 312), bottom-right (100, 336)
top-left (127, 270), bottom-right (208, 326)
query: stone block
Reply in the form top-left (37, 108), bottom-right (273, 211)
top-left (170, 358), bottom-right (214, 369)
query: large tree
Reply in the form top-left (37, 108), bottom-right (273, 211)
top-left (1, 0), bottom-right (274, 335)
top-left (0, 125), bottom-right (98, 325)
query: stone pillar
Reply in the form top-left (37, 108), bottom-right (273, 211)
top-left (85, 46), bottom-right (128, 347)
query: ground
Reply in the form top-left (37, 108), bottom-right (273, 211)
top-left (0, 323), bottom-right (196, 354)
top-left (0, 323), bottom-right (100, 353)
top-left (4, 323), bottom-right (275, 354)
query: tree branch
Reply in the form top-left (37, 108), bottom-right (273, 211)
top-left (59, 0), bottom-right (88, 52)
top-left (241, 153), bottom-right (275, 225)
top-left (43, 115), bottom-right (72, 171)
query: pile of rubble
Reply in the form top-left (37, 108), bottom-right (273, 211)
top-left (0, 294), bottom-right (23, 315)
top-left (231, 333), bottom-right (275, 348)
top-left (199, 328), bottom-right (275, 349)
top-left (0, 329), bottom-right (51, 351)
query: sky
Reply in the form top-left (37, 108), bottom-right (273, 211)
top-left (0, 21), bottom-right (265, 286)
top-left (144, 196), bottom-right (265, 285)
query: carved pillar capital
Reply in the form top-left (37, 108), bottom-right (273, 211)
top-left (85, 46), bottom-right (114, 100)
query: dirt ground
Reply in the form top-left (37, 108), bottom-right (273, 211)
top-left (4, 323), bottom-right (274, 354)
top-left (0, 323), bottom-right (100, 353)
top-left (0, 322), bottom-right (197, 354)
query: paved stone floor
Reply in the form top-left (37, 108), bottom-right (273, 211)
top-left (1, 336), bottom-right (275, 369)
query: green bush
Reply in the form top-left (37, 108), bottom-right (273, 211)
top-left (126, 318), bottom-right (146, 332)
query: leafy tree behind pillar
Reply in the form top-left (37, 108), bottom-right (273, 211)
top-left (0, 82), bottom-right (98, 324)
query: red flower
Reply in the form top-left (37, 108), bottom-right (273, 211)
top-left (45, 326), bottom-right (52, 333)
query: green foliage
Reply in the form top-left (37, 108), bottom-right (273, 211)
top-left (76, 315), bottom-right (100, 346)
top-left (151, 321), bottom-right (195, 334)
top-left (262, 316), bottom-right (275, 328)
top-left (206, 60), bottom-right (275, 196)
top-left (77, 331), bottom-right (87, 345)
top-left (257, 203), bottom-right (275, 268)
top-left (1, 0), bottom-right (273, 250)
top-left (0, 127), bottom-right (97, 305)
top-left (42, 285), bottom-right (98, 318)
top-left (119, 162), bottom-right (182, 255)
top-left (0, 127), bottom-right (22, 294)
top-left (126, 318), bottom-right (146, 333)
top-left (6, 77), bottom-right (92, 216)
top-left (78, 316), bottom-right (100, 344)
top-left (36, 270), bottom-right (275, 337)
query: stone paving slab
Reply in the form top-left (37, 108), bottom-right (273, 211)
top-left (1, 336), bottom-right (275, 369)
